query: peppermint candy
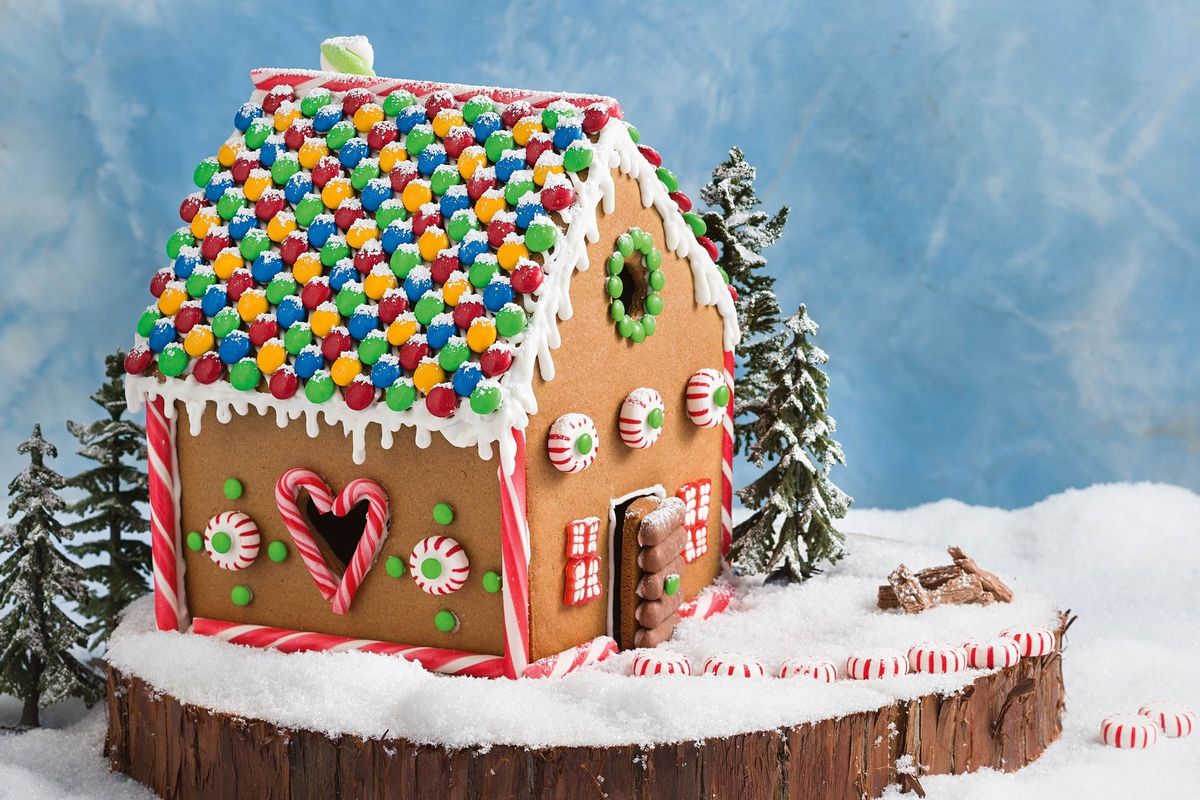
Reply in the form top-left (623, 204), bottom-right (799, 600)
top-left (685, 368), bottom-right (728, 429)
top-left (845, 652), bottom-right (909, 680)
top-left (618, 388), bottom-right (665, 449)
top-left (203, 511), bottom-right (260, 571)
top-left (1002, 627), bottom-right (1057, 657)
top-left (778, 658), bottom-right (838, 682)
top-left (1138, 704), bottom-right (1196, 738)
top-left (702, 653), bottom-right (766, 678)
top-left (907, 644), bottom-right (969, 674)
top-left (409, 535), bottom-right (470, 595)
top-left (547, 413), bottom-right (598, 473)
top-left (631, 650), bottom-right (692, 677)
top-left (1101, 714), bottom-right (1159, 749)
top-left (966, 639), bottom-right (1022, 669)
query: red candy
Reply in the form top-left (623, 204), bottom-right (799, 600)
top-left (353, 244), bottom-right (386, 274)
top-left (192, 352), bottom-right (224, 384)
top-left (225, 268), bottom-right (254, 301)
top-left (174, 303), bottom-right (203, 334)
top-left (540, 183), bottom-right (575, 212)
top-left (179, 193), bottom-right (205, 223)
top-left (424, 90), bottom-right (456, 120)
top-left (248, 317), bottom-right (279, 347)
top-left (398, 339), bottom-right (430, 371)
top-left (510, 260), bottom-right (544, 294)
top-left (284, 120), bottom-right (315, 151)
top-left (525, 133), bottom-right (554, 167)
top-left (424, 384), bottom-right (457, 417)
top-left (279, 231), bottom-right (309, 265)
top-left (343, 378), bottom-right (376, 411)
top-left (269, 366), bottom-right (299, 399)
top-left (300, 278), bottom-right (332, 310)
top-left (668, 191), bottom-right (692, 212)
top-left (123, 346), bottom-right (153, 375)
top-left (696, 234), bottom-right (718, 261)
top-left (262, 85), bottom-right (294, 115)
top-left (727, 284), bottom-right (738, 302)
top-left (411, 207), bottom-right (442, 237)
top-left (334, 201), bottom-right (366, 232)
top-left (389, 162), bottom-right (418, 193)
top-left (480, 345), bottom-right (513, 377)
top-left (501, 101), bottom-right (533, 128)
top-left (452, 298), bottom-right (484, 330)
top-left (582, 103), bottom-right (611, 135)
top-left (442, 126), bottom-right (474, 158)
top-left (487, 218), bottom-right (516, 248)
top-left (255, 190), bottom-right (287, 221)
top-left (466, 172), bottom-right (495, 202)
top-left (149, 268), bottom-right (174, 298)
top-left (377, 291), bottom-right (408, 324)
top-left (311, 156), bottom-right (342, 189)
top-left (367, 120), bottom-right (398, 151)
top-left (431, 251), bottom-right (459, 285)
top-left (342, 88), bottom-right (373, 117)
top-left (231, 153), bottom-right (260, 184)
top-left (636, 145), bottom-right (662, 167)
top-left (321, 329), bottom-right (352, 362)
top-left (200, 230), bottom-right (232, 261)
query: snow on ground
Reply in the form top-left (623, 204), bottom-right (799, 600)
top-left (1, 482), bottom-right (1197, 798)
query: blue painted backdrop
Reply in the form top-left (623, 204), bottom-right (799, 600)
top-left (1, 1), bottom-right (1197, 509)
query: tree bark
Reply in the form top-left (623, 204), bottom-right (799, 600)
top-left (20, 655), bottom-right (42, 728)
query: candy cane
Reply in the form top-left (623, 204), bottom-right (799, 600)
top-left (329, 479), bottom-right (390, 615)
top-left (721, 349), bottom-right (735, 556)
top-left (521, 636), bottom-right (617, 680)
top-left (677, 581), bottom-right (735, 621)
top-left (147, 396), bottom-right (186, 632)
top-left (498, 428), bottom-right (531, 678)
top-left (275, 468), bottom-right (339, 601)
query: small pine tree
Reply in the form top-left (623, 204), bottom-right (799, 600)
top-left (67, 350), bottom-right (150, 648)
top-left (731, 307), bottom-right (852, 581)
top-left (0, 425), bottom-right (102, 728)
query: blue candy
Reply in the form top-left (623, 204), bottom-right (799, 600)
top-left (515, 198), bottom-right (545, 230)
top-left (148, 318), bottom-right (176, 353)
top-left (228, 207), bottom-right (257, 240)
top-left (347, 307), bottom-right (379, 341)
top-left (259, 136), bottom-right (286, 168)
top-left (381, 220), bottom-right (414, 253)
top-left (307, 215), bottom-right (337, 248)
top-left (360, 178), bottom-right (392, 212)
top-left (482, 278), bottom-right (515, 311)
top-left (276, 295), bottom-right (305, 329)
top-left (251, 252), bottom-right (282, 284)
top-left (403, 271), bottom-right (433, 302)
top-left (312, 104), bottom-right (343, 133)
top-left (495, 151), bottom-right (525, 183)
top-left (285, 172), bottom-right (314, 205)
top-left (440, 187), bottom-right (470, 218)
top-left (472, 112), bottom-right (502, 144)
top-left (339, 138), bottom-right (370, 169)
top-left (552, 120), bottom-right (583, 150)
top-left (174, 251), bottom-right (202, 280)
top-left (201, 284), bottom-right (228, 317)
top-left (218, 330), bottom-right (251, 364)
top-left (329, 261), bottom-right (358, 292)
top-left (396, 104), bottom-right (425, 133)
top-left (417, 144), bottom-right (447, 176)
top-left (451, 362), bottom-right (483, 397)
top-left (370, 356), bottom-right (401, 388)
top-left (294, 345), bottom-right (323, 379)
top-left (457, 234), bottom-right (490, 265)
top-left (204, 173), bottom-right (234, 202)
top-left (233, 103), bottom-right (262, 132)
top-left (425, 316), bottom-right (455, 350)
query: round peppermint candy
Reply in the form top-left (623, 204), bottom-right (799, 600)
top-left (203, 511), bottom-right (260, 571)
top-left (1002, 627), bottom-right (1057, 657)
top-left (618, 387), bottom-right (665, 449)
top-left (778, 658), bottom-right (838, 682)
top-left (1138, 704), bottom-right (1196, 738)
top-left (702, 653), bottom-right (766, 678)
top-left (907, 644), bottom-right (968, 675)
top-left (966, 638), bottom-right (1021, 669)
top-left (631, 650), bottom-right (692, 677)
top-left (685, 368), bottom-right (729, 429)
top-left (409, 535), bottom-right (470, 595)
top-left (1101, 714), bottom-right (1159, 749)
top-left (547, 413), bottom-right (598, 473)
top-left (845, 652), bottom-right (909, 680)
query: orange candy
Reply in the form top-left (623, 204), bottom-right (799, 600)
top-left (533, 160), bottom-right (564, 186)
top-left (363, 268), bottom-right (397, 300)
top-left (346, 219), bottom-right (379, 249)
top-left (431, 109), bottom-right (464, 139)
top-left (512, 117), bottom-right (543, 146)
top-left (309, 305), bottom-right (340, 338)
top-left (256, 340), bottom-right (287, 374)
top-left (353, 103), bottom-right (385, 133)
top-left (474, 190), bottom-right (506, 223)
top-left (274, 105), bottom-right (300, 131)
top-left (386, 314), bottom-right (418, 345)
top-left (331, 354), bottom-right (362, 386)
top-left (212, 249), bottom-right (244, 280)
top-left (292, 252), bottom-right (323, 284)
top-left (417, 228), bottom-right (449, 262)
top-left (401, 179), bottom-right (433, 213)
top-left (183, 326), bottom-right (214, 357)
top-left (243, 170), bottom-right (272, 202)
top-left (442, 274), bottom-right (469, 306)
top-left (412, 360), bottom-right (446, 394)
top-left (378, 142), bottom-right (408, 173)
top-left (497, 240), bottom-right (528, 271)
top-left (266, 213), bottom-right (297, 243)
top-left (322, 177), bottom-right (354, 209)
top-left (237, 290), bottom-right (268, 323)
top-left (217, 140), bottom-right (242, 167)
top-left (457, 146), bottom-right (487, 180)
top-left (466, 317), bottom-right (497, 353)
top-left (298, 139), bottom-right (329, 169)
top-left (157, 284), bottom-right (187, 316)
top-left (190, 207), bottom-right (220, 239)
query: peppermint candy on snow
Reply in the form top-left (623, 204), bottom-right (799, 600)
top-left (631, 650), bottom-right (692, 677)
top-left (845, 652), bottom-right (909, 680)
top-left (1138, 704), bottom-right (1196, 738)
top-left (778, 658), bottom-right (838, 682)
top-left (907, 644), bottom-right (968, 675)
top-left (966, 639), bottom-right (1022, 669)
top-left (1002, 627), bottom-right (1057, 657)
top-left (703, 653), bottom-right (766, 678)
top-left (1101, 714), bottom-right (1159, 749)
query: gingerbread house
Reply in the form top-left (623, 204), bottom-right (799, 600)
top-left (124, 55), bottom-right (738, 679)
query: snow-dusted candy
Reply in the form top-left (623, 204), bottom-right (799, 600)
top-left (777, 658), bottom-right (837, 682)
top-left (703, 653), bottom-right (766, 678)
top-left (523, 214), bottom-right (558, 253)
top-left (320, 35), bottom-right (375, 76)
top-left (124, 345), bottom-right (153, 375)
top-left (686, 368), bottom-right (731, 429)
top-left (632, 650), bottom-right (692, 677)
top-left (1101, 714), bottom-right (1159, 749)
top-left (203, 511), bottom-right (261, 571)
top-left (1138, 704), bottom-right (1196, 738)
top-left (845, 652), bottom-right (908, 680)
top-left (907, 644), bottom-right (968, 674)
top-left (1002, 627), bottom-right (1056, 657)
top-left (965, 638), bottom-right (1021, 669)
top-left (619, 388), bottom-right (665, 449)
top-left (547, 413), bottom-right (599, 474)
top-left (409, 535), bottom-right (470, 595)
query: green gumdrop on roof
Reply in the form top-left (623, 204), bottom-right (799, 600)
top-left (382, 91), bottom-right (416, 117)
top-left (358, 333), bottom-right (388, 365)
top-left (137, 308), bottom-right (161, 338)
top-left (243, 119), bottom-right (272, 150)
top-left (193, 158), bottom-right (220, 189)
top-left (320, 41), bottom-right (376, 76)
top-left (438, 340), bottom-right (469, 372)
top-left (524, 222), bottom-right (557, 253)
top-left (326, 120), bottom-right (356, 151)
top-left (230, 359), bottom-right (261, 391)
top-left (157, 345), bottom-right (189, 378)
top-left (186, 270), bottom-right (216, 299)
top-left (385, 381), bottom-right (417, 411)
top-left (413, 294), bottom-right (444, 326)
top-left (563, 143), bottom-right (592, 173)
top-left (462, 96), bottom-right (493, 125)
top-left (240, 228), bottom-right (271, 261)
top-left (295, 194), bottom-right (325, 228)
top-left (284, 324), bottom-right (312, 354)
top-left (390, 246), bottom-right (421, 278)
top-left (484, 131), bottom-right (515, 163)
top-left (320, 239), bottom-right (350, 267)
top-left (217, 190), bottom-right (246, 221)
top-left (683, 211), bottom-right (707, 237)
top-left (655, 167), bottom-right (679, 193)
top-left (266, 275), bottom-right (298, 305)
top-left (305, 372), bottom-right (336, 404)
top-left (468, 259), bottom-right (498, 289)
top-left (211, 307), bottom-right (240, 338)
top-left (406, 126), bottom-right (435, 156)
top-left (376, 201), bottom-right (407, 230)
top-left (336, 286), bottom-right (366, 317)
top-left (626, 124), bottom-right (640, 143)
top-left (352, 161), bottom-right (381, 191)
top-left (272, 155), bottom-right (300, 185)
top-left (430, 166), bottom-right (460, 197)
top-left (300, 90), bottom-right (332, 117)
top-left (470, 384), bottom-right (502, 415)
top-left (445, 210), bottom-right (477, 242)
top-left (495, 305), bottom-right (526, 337)
top-left (167, 228), bottom-right (195, 260)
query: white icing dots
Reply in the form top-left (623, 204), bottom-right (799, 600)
top-left (547, 413), bottom-right (599, 473)
top-left (204, 511), bottom-right (260, 571)
top-left (409, 535), bottom-right (470, 595)
top-left (618, 388), bottom-right (665, 449)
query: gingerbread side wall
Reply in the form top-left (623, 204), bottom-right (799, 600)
top-left (525, 170), bottom-right (727, 661)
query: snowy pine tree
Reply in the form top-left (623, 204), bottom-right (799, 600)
top-left (0, 425), bottom-right (102, 727)
top-left (68, 350), bottom-right (150, 648)
top-left (731, 307), bottom-right (852, 581)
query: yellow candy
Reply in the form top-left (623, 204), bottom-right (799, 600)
top-left (474, 190), bottom-right (506, 224)
top-left (298, 139), bottom-right (329, 169)
top-left (533, 161), bottom-right (564, 186)
top-left (412, 360), bottom-right (445, 395)
top-left (274, 106), bottom-right (300, 131)
top-left (190, 207), bottom-right (220, 239)
top-left (322, 177), bottom-right (354, 210)
top-left (256, 341), bottom-right (287, 375)
top-left (292, 252), bottom-right (322, 284)
top-left (466, 317), bottom-right (497, 353)
top-left (418, 228), bottom-right (449, 262)
top-left (386, 315), bottom-right (418, 346)
top-left (212, 249), bottom-right (244, 280)
top-left (378, 142), bottom-right (408, 173)
top-left (346, 220), bottom-right (379, 250)
top-left (309, 306), bottom-right (340, 338)
top-left (353, 103), bottom-right (385, 132)
top-left (457, 146), bottom-right (487, 180)
top-left (266, 213), bottom-right (297, 243)
top-left (237, 290), bottom-right (268, 323)
top-left (401, 179), bottom-right (433, 213)
top-left (512, 117), bottom-right (542, 146)
top-left (443, 275), bottom-right (469, 306)
top-left (497, 240), bottom-right (528, 271)
top-left (363, 269), bottom-right (397, 300)
top-left (432, 109), bottom-right (464, 139)
top-left (157, 285), bottom-right (187, 316)
top-left (183, 326), bottom-right (214, 357)
top-left (243, 170), bottom-right (272, 202)
top-left (331, 354), bottom-right (362, 387)
top-left (217, 140), bottom-right (242, 167)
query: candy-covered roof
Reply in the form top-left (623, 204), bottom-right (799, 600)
top-left (124, 58), bottom-right (738, 474)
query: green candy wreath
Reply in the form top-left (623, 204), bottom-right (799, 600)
top-left (606, 226), bottom-right (666, 343)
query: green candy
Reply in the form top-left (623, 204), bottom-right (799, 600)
top-left (271, 154), bottom-right (301, 185)
top-left (320, 41), bottom-right (376, 76)
top-left (300, 89), bottom-right (333, 117)
top-left (223, 477), bottom-right (243, 500)
top-left (682, 211), bottom-right (707, 237)
top-left (210, 531), bottom-right (232, 554)
top-left (320, 238), bottom-right (350, 267)
top-left (390, 245), bottom-right (421, 278)
top-left (283, 324), bottom-right (312, 355)
top-left (504, 180), bottom-right (535, 207)
top-left (524, 221), bottom-right (557, 253)
top-left (406, 125), bottom-right (435, 156)
top-left (468, 258), bottom-right (498, 289)
top-left (157, 344), bottom-right (189, 377)
top-left (230, 585), bottom-right (253, 607)
top-left (641, 314), bottom-right (657, 336)
top-left (615, 233), bottom-right (634, 258)
top-left (469, 383), bottom-right (502, 415)
top-left (267, 541), bottom-right (289, 563)
top-left (216, 189), bottom-right (246, 220)
top-left (445, 210), bottom-right (477, 242)
top-left (385, 555), bottom-right (406, 578)
top-left (607, 252), bottom-right (625, 276)
top-left (382, 91), bottom-right (416, 117)
top-left (495, 305), bottom-right (526, 337)
top-left (462, 96), bottom-right (493, 125)
top-left (432, 502), bottom-right (455, 526)
top-left (243, 119), bottom-right (272, 150)
top-left (305, 371), bottom-right (336, 403)
top-left (186, 531), bottom-right (204, 552)
top-left (663, 574), bottom-right (681, 597)
top-left (240, 228), bottom-right (272, 261)
top-left (562, 142), bottom-right (593, 173)
top-left (648, 268), bottom-right (665, 291)
top-left (230, 359), bottom-right (260, 391)
top-left (430, 166), bottom-right (460, 196)
top-left (385, 380), bottom-right (417, 411)
top-left (482, 571), bottom-right (502, 593)
top-left (437, 340), bottom-right (470, 372)
top-left (630, 320), bottom-right (646, 343)
top-left (717, 266), bottom-right (731, 285)
top-left (647, 407), bottom-right (664, 430)
top-left (211, 307), bottom-right (240, 338)
top-left (326, 120), bottom-right (356, 151)
top-left (265, 275), bottom-right (298, 305)
top-left (626, 123), bottom-right (640, 143)
top-left (617, 315), bottom-right (635, 338)
top-left (295, 194), bottom-right (325, 228)
top-left (484, 131), bottom-right (514, 163)
top-left (376, 200), bottom-right (407, 229)
top-left (193, 157), bottom-right (220, 189)
top-left (631, 227), bottom-right (653, 254)
top-left (421, 557), bottom-right (442, 580)
top-left (358, 332), bottom-right (388, 365)
top-left (645, 293), bottom-right (664, 316)
top-left (606, 276), bottom-right (624, 299)
top-left (434, 610), bottom-right (458, 634)
top-left (575, 432), bottom-right (593, 455)
top-left (646, 247), bottom-right (663, 270)
top-left (351, 159), bottom-right (380, 191)
top-left (167, 228), bottom-right (195, 260)
top-left (413, 294), bottom-right (444, 326)
top-left (186, 269), bottom-right (216, 299)
top-left (655, 167), bottom-right (679, 193)
top-left (713, 384), bottom-right (731, 407)
top-left (137, 308), bottom-right (161, 338)
top-left (540, 106), bottom-right (573, 130)
top-left (609, 299), bottom-right (625, 322)
top-left (336, 285), bottom-right (366, 317)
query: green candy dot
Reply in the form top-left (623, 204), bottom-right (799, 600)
top-left (540, 107), bottom-right (560, 130)
top-left (434, 609), bottom-right (458, 633)
top-left (631, 228), bottom-right (652, 255)
top-left (167, 228), bottom-right (195, 260)
top-left (469, 384), bottom-right (502, 414)
top-left (713, 384), bottom-right (731, 407)
top-left (438, 340), bottom-right (470, 372)
top-left (646, 248), bottom-right (663, 270)
top-left (562, 143), bottom-right (593, 173)
top-left (648, 268), bottom-right (666, 291)
top-left (630, 320), bottom-right (646, 343)
top-left (186, 531), bottom-right (204, 552)
top-left (266, 275), bottom-right (298, 305)
top-left (295, 195), bottom-right (325, 228)
top-left (385, 380), bottom-right (417, 411)
top-left (385, 555), bottom-right (406, 578)
top-left (462, 96), bottom-right (493, 124)
top-left (606, 276), bottom-right (624, 299)
top-left (430, 166), bottom-right (460, 196)
top-left (413, 294), bottom-right (445, 326)
top-left (271, 155), bottom-right (300, 186)
top-left (193, 158), bottom-right (220, 189)
top-left (645, 293), bottom-right (664, 316)
top-left (484, 131), bottom-right (515, 163)
top-left (212, 308), bottom-right (240, 338)
top-left (382, 91), bottom-right (416, 117)
top-left (482, 571), bottom-right (502, 593)
top-left (647, 407), bottom-right (664, 430)
top-left (406, 125), bottom-right (435, 156)
top-left (445, 210), bottom-right (477, 242)
top-left (284, 324), bottom-right (312, 355)
top-left (626, 124), bottom-right (640, 143)
top-left (663, 574), bottom-right (681, 597)
top-left (137, 308), bottom-right (161, 338)
top-left (186, 270), bottom-right (217, 299)
top-left (305, 372), bottom-right (335, 403)
top-left (682, 212), bottom-right (707, 237)
top-left (609, 299), bottom-right (625, 322)
top-left (642, 314), bottom-right (657, 336)
top-left (351, 160), bottom-right (380, 191)
top-left (326, 120), bottom-right (356, 151)
top-left (616, 234), bottom-right (634, 258)
top-left (495, 305), bottom-right (526, 337)
top-left (230, 585), bottom-right (253, 607)
top-left (433, 503), bottom-right (455, 526)
top-left (300, 90), bottom-right (332, 117)
top-left (390, 246), bottom-right (421, 278)
top-left (617, 315), bottom-right (635, 338)
top-left (336, 286), bottom-right (367, 317)
top-left (358, 333), bottom-right (389, 366)
top-left (240, 228), bottom-right (271, 261)
top-left (210, 531), bottom-right (232, 554)
top-left (157, 345), bottom-right (189, 378)
top-left (320, 239), bottom-right (350, 267)
top-left (607, 252), bottom-right (625, 276)
top-left (230, 358), bottom-right (261, 391)
top-left (655, 167), bottom-right (679, 193)
top-left (421, 557), bottom-right (443, 580)
top-left (217, 190), bottom-right (246, 221)
top-left (504, 179), bottom-right (535, 207)
top-left (376, 201), bottom-right (408, 230)
top-left (468, 258), bottom-right (498, 288)
top-left (223, 477), bottom-right (243, 500)
top-left (575, 432), bottom-right (593, 455)
top-left (243, 119), bottom-right (272, 150)
top-left (268, 541), bottom-right (289, 562)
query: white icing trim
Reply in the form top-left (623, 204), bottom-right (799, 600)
top-left (127, 117), bottom-right (739, 475)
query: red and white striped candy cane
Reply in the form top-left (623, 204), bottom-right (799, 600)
top-left (275, 468), bottom-right (340, 601)
top-left (329, 478), bottom-right (390, 615)
top-left (1138, 704), bottom-right (1196, 738)
top-left (703, 653), bottom-right (766, 678)
top-left (907, 644), bottom-right (969, 674)
top-left (778, 658), bottom-right (838, 682)
top-left (966, 639), bottom-right (1021, 669)
top-left (498, 428), bottom-right (531, 678)
top-left (676, 581), bottom-right (736, 621)
top-left (631, 650), bottom-right (693, 677)
top-left (1002, 627), bottom-right (1057, 657)
top-left (522, 635), bottom-right (616, 680)
top-left (720, 349), bottom-right (735, 556)
top-left (846, 652), bottom-right (909, 680)
top-left (147, 396), bottom-right (186, 631)
top-left (1101, 714), bottom-right (1159, 749)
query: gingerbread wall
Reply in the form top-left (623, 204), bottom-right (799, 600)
top-left (176, 412), bottom-right (506, 656)
top-left (524, 170), bottom-right (727, 661)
